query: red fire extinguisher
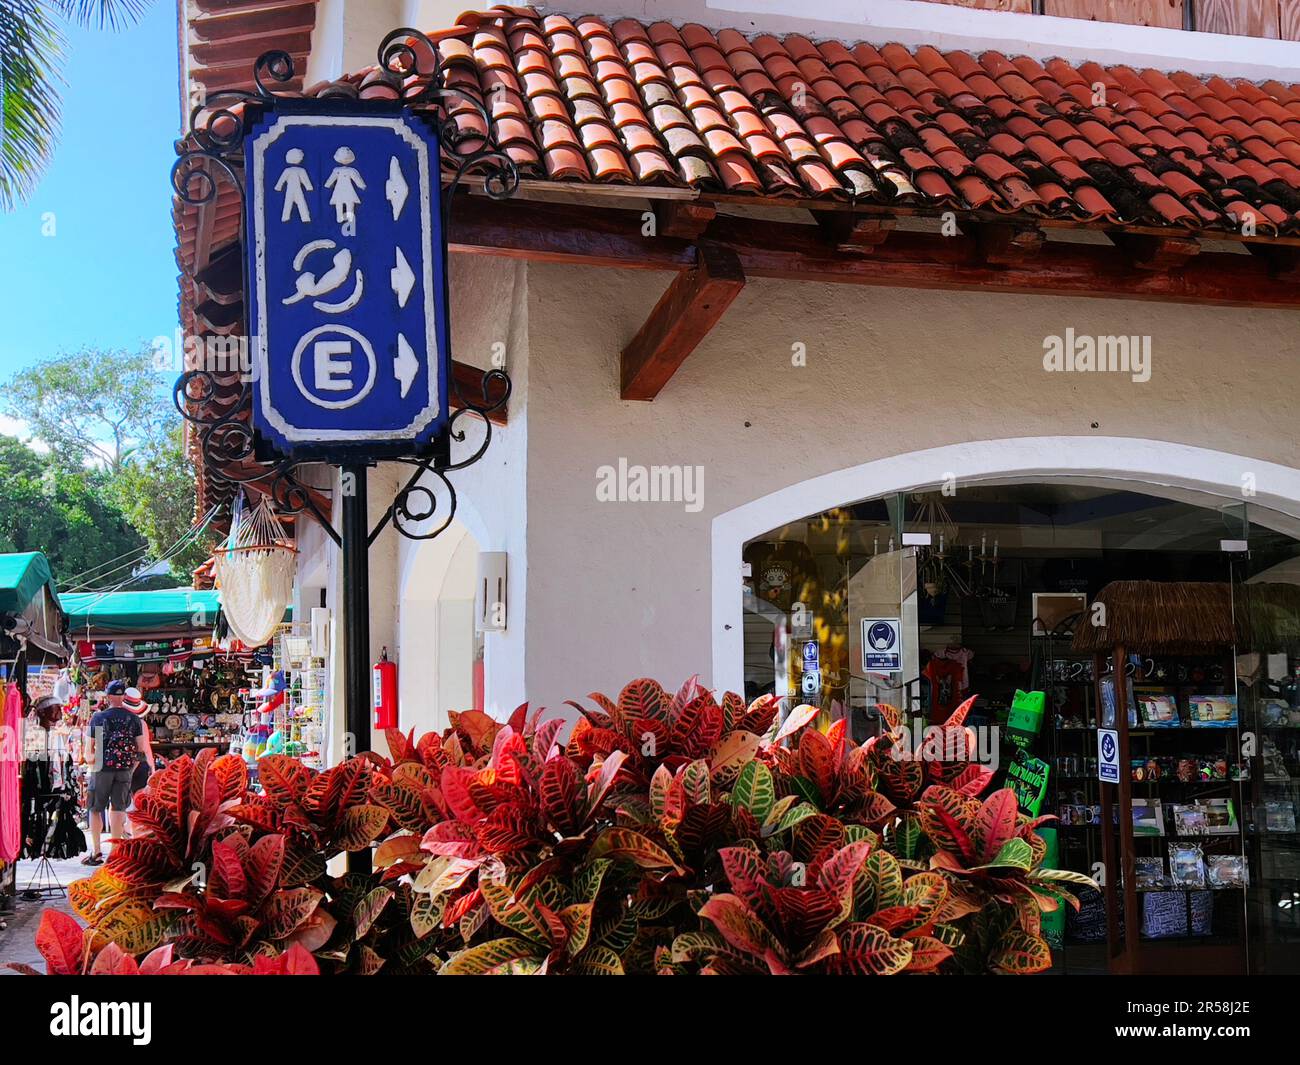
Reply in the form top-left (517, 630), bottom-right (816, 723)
top-left (372, 648), bottom-right (398, 729)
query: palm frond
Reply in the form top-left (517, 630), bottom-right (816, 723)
top-left (0, 0), bottom-right (67, 210)
top-left (54, 0), bottom-right (152, 31)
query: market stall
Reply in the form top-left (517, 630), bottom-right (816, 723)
top-left (1073, 580), bottom-right (1300, 975)
top-left (0, 552), bottom-right (71, 908)
top-left (59, 587), bottom-right (321, 772)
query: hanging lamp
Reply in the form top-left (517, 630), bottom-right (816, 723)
top-left (212, 493), bottom-right (297, 648)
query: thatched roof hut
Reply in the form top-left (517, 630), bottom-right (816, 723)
top-left (1071, 580), bottom-right (1300, 656)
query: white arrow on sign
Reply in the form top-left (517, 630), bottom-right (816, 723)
top-left (391, 247), bottom-right (415, 308)
top-left (394, 333), bottom-right (420, 399)
top-left (385, 157), bottom-right (409, 221)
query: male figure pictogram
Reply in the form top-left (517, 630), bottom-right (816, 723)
top-left (275, 147), bottom-right (313, 223)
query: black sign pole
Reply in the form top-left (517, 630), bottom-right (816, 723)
top-left (340, 461), bottom-right (372, 875)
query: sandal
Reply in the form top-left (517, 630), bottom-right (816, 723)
top-left (81, 852), bottom-right (104, 866)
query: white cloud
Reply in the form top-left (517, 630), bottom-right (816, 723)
top-left (0, 415), bottom-right (49, 453)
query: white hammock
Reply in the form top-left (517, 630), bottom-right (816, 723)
top-left (213, 495), bottom-right (297, 648)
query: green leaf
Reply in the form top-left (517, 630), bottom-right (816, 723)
top-left (1030, 868), bottom-right (1100, 889)
top-left (974, 837), bottom-right (1034, 872)
top-left (730, 760), bottom-right (775, 822)
top-left (439, 938), bottom-right (542, 975)
top-left (589, 828), bottom-right (683, 872)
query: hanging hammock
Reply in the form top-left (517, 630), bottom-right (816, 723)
top-left (213, 494), bottom-right (297, 648)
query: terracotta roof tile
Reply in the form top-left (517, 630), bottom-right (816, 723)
top-left (186, 6), bottom-right (1300, 249)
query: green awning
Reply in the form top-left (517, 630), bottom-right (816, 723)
top-left (61, 588), bottom-right (223, 635)
top-left (0, 552), bottom-right (59, 615)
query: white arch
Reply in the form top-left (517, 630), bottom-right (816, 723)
top-left (711, 436), bottom-right (1300, 692)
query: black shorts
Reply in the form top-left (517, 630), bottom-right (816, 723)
top-left (90, 768), bottom-right (134, 812)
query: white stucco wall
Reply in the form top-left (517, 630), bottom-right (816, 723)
top-left (514, 261), bottom-right (1300, 715)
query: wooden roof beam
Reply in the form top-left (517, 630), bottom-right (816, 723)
top-left (1109, 231), bottom-right (1201, 271)
top-left (972, 221), bottom-right (1044, 265)
top-left (814, 211), bottom-right (895, 255)
top-left (620, 242), bottom-right (745, 401)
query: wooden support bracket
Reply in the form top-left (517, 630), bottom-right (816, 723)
top-left (620, 242), bottom-right (746, 401)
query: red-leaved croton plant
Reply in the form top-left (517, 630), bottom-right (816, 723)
top-left (18, 680), bottom-right (1092, 975)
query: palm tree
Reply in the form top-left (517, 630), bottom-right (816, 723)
top-left (0, 1), bottom-right (151, 210)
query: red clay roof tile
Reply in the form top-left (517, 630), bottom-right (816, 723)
top-left (267, 10), bottom-right (1300, 235)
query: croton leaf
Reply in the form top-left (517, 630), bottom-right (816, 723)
top-left (862, 849), bottom-right (904, 912)
top-left (772, 703), bottom-right (820, 746)
top-left (258, 755), bottom-right (316, 809)
top-left (585, 750), bottom-right (628, 819)
top-left (918, 787), bottom-right (978, 863)
top-left (730, 759), bottom-right (775, 822)
top-left (88, 899), bottom-right (170, 957)
top-left (89, 942), bottom-right (140, 976)
top-left (352, 886), bottom-right (394, 940)
top-left (720, 691), bottom-right (746, 731)
top-left (334, 804), bottom-right (391, 851)
top-left (989, 930), bottom-right (1052, 974)
top-left (905, 934), bottom-right (954, 972)
top-left (697, 894), bottom-right (782, 961)
top-left (589, 828), bottom-right (682, 872)
top-left (440, 937), bottom-right (542, 975)
top-left (709, 730), bottom-right (761, 785)
top-left (35, 910), bottom-right (87, 975)
top-left (974, 837), bottom-right (1034, 872)
top-left (973, 789), bottom-right (1021, 864)
top-left (831, 922), bottom-right (914, 975)
top-left (797, 729), bottom-right (836, 803)
top-left (1030, 868), bottom-right (1100, 890)
top-left (618, 678), bottom-right (668, 729)
top-left (410, 891), bottom-right (446, 940)
top-left (263, 887), bottom-right (323, 940)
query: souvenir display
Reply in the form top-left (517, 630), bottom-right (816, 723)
top-left (1135, 690), bottom-right (1180, 728)
top-left (1185, 693), bottom-right (1238, 727)
top-left (1264, 801), bottom-right (1297, 832)
top-left (1168, 842), bottom-right (1207, 889)
top-left (1006, 750), bottom-right (1050, 816)
top-left (1170, 799), bottom-right (1237, 836)
top-left (1135, 857), bottom-right (1167, 890)
top-left (1206, 855), bottom-right (1248, 889)
top-left (1131, 798), bottom-right (1165, 836)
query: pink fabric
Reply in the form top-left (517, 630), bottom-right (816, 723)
top-left (0, 684), bottom-right (21, 863)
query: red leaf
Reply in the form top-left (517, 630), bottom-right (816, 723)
top-left (245, 834), bottom-right (286, 907)
top-left (209, 837), bottom-right (247, 900)
top-left (139, 943), bottom-right (175, 974)
top-left (974, 789), bottom-right (1020, 864)
top-left (539, 755), bottom-right (583, 836)
top-left (89, 942), bottom-right (139, 976)
top-left (35, 910), bottom-right (86, 975)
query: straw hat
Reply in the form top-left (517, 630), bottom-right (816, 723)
top-left (123, 687), bottom-right (149, 716)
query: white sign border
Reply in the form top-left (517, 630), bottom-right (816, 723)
top-left (250, 113), bottom-right (441, 443)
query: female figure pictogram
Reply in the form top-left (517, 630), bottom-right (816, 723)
top-left (325, 146), bottom-right (366, 229)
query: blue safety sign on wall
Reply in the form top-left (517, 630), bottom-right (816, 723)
top-left (245, 109), bottom-right (448, 455)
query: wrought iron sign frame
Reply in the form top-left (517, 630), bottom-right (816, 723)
top-left (171, 28), bottom-right (517, 546)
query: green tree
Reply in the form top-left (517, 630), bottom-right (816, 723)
top-left (3, 346), bottom-right (170, 473)
top-left (109, 424), bottom-right (212, 580)
top-left (1, 1), bottom-right (152, 209)
top-left (0, 434), bottom-right (145, 584)
top-left (3, 348), bottom-right (212, 582)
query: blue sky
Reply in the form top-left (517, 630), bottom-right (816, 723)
top-left (0, 2), bottom-right (180, 412)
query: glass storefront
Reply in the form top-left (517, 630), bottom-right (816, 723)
top-left (741, 482), bottom-right (1300, 974)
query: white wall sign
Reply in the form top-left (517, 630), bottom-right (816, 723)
top-left (861, 617), bottom-right (903, 673)
top-left (1097, 727), bottom-right (1120, 784)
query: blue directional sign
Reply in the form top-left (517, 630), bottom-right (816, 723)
top-left (245, 108), bottom-right (448, 455)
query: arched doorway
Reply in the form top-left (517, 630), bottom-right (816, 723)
top-left (712, 437), bottom-right (1300, 690)
top-left (712, 436), bottom-right (1300, 976)
top-left (397, 519), bottom-right (482, 737)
